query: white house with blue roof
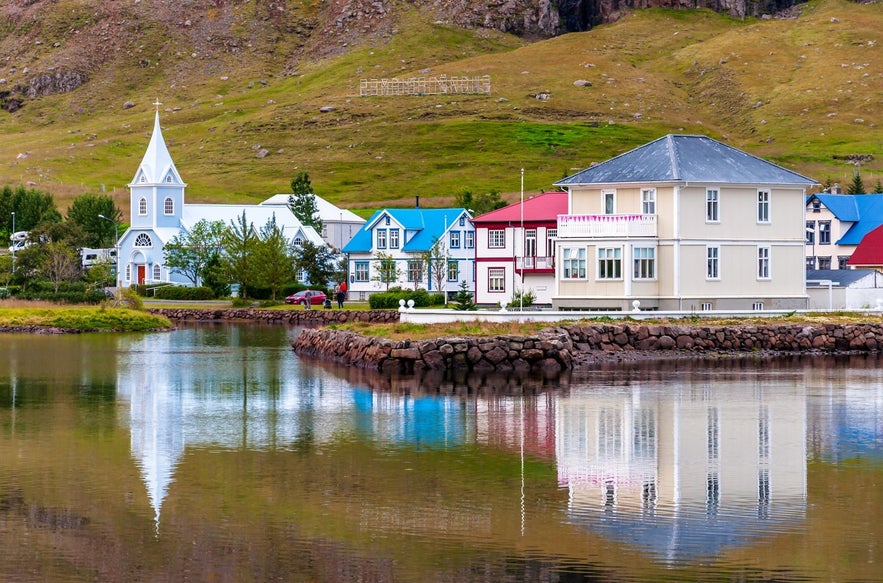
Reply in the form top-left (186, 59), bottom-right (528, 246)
top-left (554, 134), bottom-right (818, 311)
top-left (805, 193), bottom-right (881, 270)
top-left (116, 110), bottom-right (325, 288)
top-left (342, 207), bottom-right (474, 300)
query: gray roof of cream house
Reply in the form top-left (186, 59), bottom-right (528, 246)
top-left (556, 134), bottom-right (817, 187)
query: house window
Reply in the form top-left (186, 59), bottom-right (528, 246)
top-left (138, 197), bottom-right (148, 216)
top-left (812, 199), bottom-right (821, 212)
top-left (293, 237), bottom-right (303, 246)
top-left (465, 231), bottom-right (474, 249)
top-left (407, 260), bottom-right (423, 282)
top-left (757, 190), bottom-right (770, 223)
top-left (838, 256), bottom-right (850, 269)
top-left (819, 221), bottom-right (831, 244)
top-left (603, 191), bottom-right (616, 214)
top-left (806, 221), bottom-right (815, 244)
top-left (459, 216), bottom-right (465, 227)
top-left (389, 229), bottom-right (400, 249)
top-left (376, 229), bottom-right (387, 249)
top-left (706, 246), bottom-right (720, 280)
top-left (488, 267), bottom-right (505, 293)
top-left (701, 302), bottom-right (713, 311)
top-left (488, 229), bottom-right (505, 248)
top-left (706, 189), bottom-right (719, 222)
top-left (449, 230), bottom-right (461, 249)
top-left (384, 216), bottom-right (390, 225)
top-left (641, 189), bottom-right (656, 215)
top-left (164, 197), bottom-right (174, 215)
top-left (152, 264), bottom-right (161, 280)
top-left (354, 261), bottom-right (369, 282)
top-left (562, 247), bottom-right (586, 279)
top-left (633, 247), bottom-right (655, 279)
top-left (597, 247), bottom-right (622, 280)
top-left (753, 302), bottom-right (764, 311)
top-left (757, 246), bottom-right (771, 279)
top-left (447, 260), bottom-right (459, 282)
top-left (818, 256), bottom-right (831, 270)
top-left (806, 256), bottom-right (817, 270)
top-left (134, 233), bottom-right (152, 247)
top-left (547, 228), bottom-right (557, 257)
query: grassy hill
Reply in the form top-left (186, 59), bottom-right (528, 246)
top-left (0, 0), bottom-right (879, 217)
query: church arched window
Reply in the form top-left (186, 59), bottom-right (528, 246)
top-left (152, 264), bottom-right (161, 280)
top-left (138, 197), bottom-right (148, 215)
top-left (165, 174), bottom-right (174, 183)
top-left (164, 197), bottom-right (174, 215)
top-left (134, 233), bottom-right (152, 247)
top-left (140, 175), bottom-right (146, 183)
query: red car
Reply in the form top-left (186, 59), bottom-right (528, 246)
top-left (285, 290), bottom-right (327, 305)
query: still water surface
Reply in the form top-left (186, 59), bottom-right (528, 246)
top-left (0, 323), bottom-right (880, 582)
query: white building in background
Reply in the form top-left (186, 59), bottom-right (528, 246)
top-left (261, 193), bottom-right (365, 251)
top-left (116, 110), bottom-right (325, 288)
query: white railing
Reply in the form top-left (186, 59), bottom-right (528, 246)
top-left (516, 256), bottom-right (555, 270)
top-left (557, 214), bottom-right (657, 238)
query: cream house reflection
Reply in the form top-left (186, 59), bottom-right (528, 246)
top-left (555, 379), bottom-right (807, 562)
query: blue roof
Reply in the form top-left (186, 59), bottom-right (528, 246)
top-left (556, 134), bottom-right (817, 186)
top-left (342, 207), bottom-right (470, 253)
top-left (808, 194), bottom-right (883, 245)
top-left (806, 269), bottom-right (882, 287)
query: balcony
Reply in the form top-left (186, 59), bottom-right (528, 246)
top-left (516, 255), bottom-right (554, 272)
top-left (557, 214), bottom-right (657, 238)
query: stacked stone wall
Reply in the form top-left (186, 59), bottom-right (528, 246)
top-left (149, 308), bottom-right (399, 325)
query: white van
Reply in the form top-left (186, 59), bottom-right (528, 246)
top-left (8, 231), bottom-right (29, 253)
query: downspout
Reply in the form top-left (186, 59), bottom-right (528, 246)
top-left (673, 185), bottom-right (681, 310)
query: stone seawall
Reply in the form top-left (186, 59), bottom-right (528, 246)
top-left (148, 308), bottom-right (400, 325)
top-left (292, 321), bottom-right (883, 374)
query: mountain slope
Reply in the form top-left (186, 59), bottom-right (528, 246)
top-left (0, 0), bottom-right (878, 215)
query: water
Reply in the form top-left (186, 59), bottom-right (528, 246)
top-left (0, 323), bottom-right (881, 582)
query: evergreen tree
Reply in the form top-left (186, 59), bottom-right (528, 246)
top-left (67, 193), bottom-right (121, 248)
top-left (847, 171), bottom-right (866, 195)
top-left (222, 211), bottom-right (260, 300)
top-left (454, 188), bottom-right (506, 216)
top-left (292, 240), bottom-right (337, 289)
top-left (287, 172), bottom-right (323, 232)
top-left (452, 280), bottom-right (476, 311)
top-left (256, 214), bottom-right (294, 300)
top-left (873, 180), bottom-right (883, 194)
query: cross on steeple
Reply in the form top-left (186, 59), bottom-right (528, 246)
top-left (154, 98), bottom-right (162, 111)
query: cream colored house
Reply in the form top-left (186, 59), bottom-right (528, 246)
top-left (553, 135), bottom-right (817, 311)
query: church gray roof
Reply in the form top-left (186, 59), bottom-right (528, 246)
top-left (556, 134), bottom-right (817, 187)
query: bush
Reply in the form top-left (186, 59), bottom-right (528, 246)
top-left (17, 286), bottom-right (108, 304)
top-left (152, 286), bottom-right (216, 300)
top-left (368, 288), bottom-right (442, 309)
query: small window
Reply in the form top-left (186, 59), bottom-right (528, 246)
top-left (465, 231), bottom-right (474, 249)
top-left (838, 256), bottom-right (850, 269)
top-left (134, 233), bottom-right (152, 247)
top-left (818, 256), bottom-right (831, 270)
top-left (164, 197), bottom-right (174, 215)
top-left (757, 246), bottom-right (771, 279)
top-left (819, 221), bottom-right (831, 245)
top-left (597, 247), bottom-right (622, 280)
top-left (488, 229), bottom-right (505, 248)
top-left (449, 230), bottom-right (460, 249)
top-left (706, 189), bottom-right (719, 223)
top-left (459, 216), bottom-right (465, 227)
top-left (125, 264), bottom-right (131, 281)
top-left (603, 191), bottom-right (616, 215)
top-left (488, 268), bottom-right (505, 293)
top-left (757, 190), bottom-right (770, 223)
top-left (701, 302), bottom-right (713, 311)
top-left (165, 174), bottom-right (173, 183)
top-left (138, 197), bottom-right (148, 216)
top-left (812, 199), bottom-right (821, 212)
top-left (376, 229), bottom-right (387, 249)
top-left (641, 189), bottom-right (656, 215)
top-left (389, 229), bottom-right (400, 249)
top-left (384, 216), bottom-right (391, 226)
top-left (752, 302), bottom-right (764, 311)
top-left (447, 260), bottom-right (459, 282)
top-left (806, 221), bottom-right (815, 244)
top-left (706, 246), bottom-right (720, 280)
top-left (152, 264), bottom-right (161, 280)
top-left (140, 175), bottom-right (146, 183)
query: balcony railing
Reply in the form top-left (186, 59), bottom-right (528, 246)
top-left (516, 255), bottom-right (554, 270)
top-left (557, 214), bottom-right (657, 238)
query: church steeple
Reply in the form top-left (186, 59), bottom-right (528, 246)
top-left (130, 107), bottom-right (184, 187)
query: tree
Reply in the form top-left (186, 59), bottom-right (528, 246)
top-left (0, 185), bottom-right (62, 235)
top-left (372, 251), bottom-right (400, 291)
top-left (42, 241), bottom-right (81, 293)
top-left (222, 211), bottom-right (260, 300)
top-left (67, 193), bottom-right (121, 248)
top-left (847, 171), bottom-right (866, 195)
top-left (873, 180), bottom-right (883, 194)
top-left (454, 188), bottom-right (506, 216)
top-left (422, 237), bottom-right (449, 300)
top-left (163, 219), bottom-right (226, 286)
top-left (452, 280), bottom-right (476, 311)
top-left (256, 214), bottom-right (294, 300)
top-left (292, 240), bottom-right (337, 289)
top-left (287, 172), bottom-right (322, 232)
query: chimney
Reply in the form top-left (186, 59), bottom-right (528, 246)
top-left (832, 183), bottom-right (842, 194)
top-left (415, 195), bottom-right (420, 208)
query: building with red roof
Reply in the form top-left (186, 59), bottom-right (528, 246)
top-left (471, 191), bottom-right (568, 307)
top-left (847, 223), bottom-right (883, 271)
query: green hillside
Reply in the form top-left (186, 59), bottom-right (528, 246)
top-left (0, 0), bottom-right (878, 216)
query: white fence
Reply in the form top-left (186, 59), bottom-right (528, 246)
top-left (557, 214), bottom-right (657, 238)
top-left (360, 75), bottom-right (491, 97)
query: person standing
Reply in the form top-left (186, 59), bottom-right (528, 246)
top-left (304, 290), bottom-right (312, 309)
top-left (336, 282), bottom-right (345, 309)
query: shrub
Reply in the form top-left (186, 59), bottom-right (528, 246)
top-left (452, 281), bottom-right (476, 311)
top-left (152, 286), bottom-right (215, 300)
top-left (368, 288), bottom-right (442, 309)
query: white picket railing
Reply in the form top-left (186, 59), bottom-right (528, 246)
top-left (557, 214), bottom-right (657, 238)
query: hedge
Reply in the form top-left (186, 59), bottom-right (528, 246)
top-left (368, 289), bottom-right (446, 309)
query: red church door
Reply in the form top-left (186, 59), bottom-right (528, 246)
top-left (137, 265), bottom-right (146, 285)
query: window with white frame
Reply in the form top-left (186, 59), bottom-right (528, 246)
top-left (165, 174), bottom-right (173, 183)
top-left (633, 247), bottom-right (655, 279)
top-left (376, 229), bottom-right (387, 249)
top-left (407, 260), bottom-right (423, 282)
top-left (706, 246), bottom-right (720, 279)
top-left (447, 260), bottom-right (459, 282)
top-left (757, 246), bottom-right (771, 279)
top-left (389, 229), bottom-right (400, 249)
top-left (459, 216), bottom-right (465, 227)
top-left (547, 228), bottom-right (557, 257)
top-left (753, 302), bottom-right (764, 311)
top-left (164, 197), bottom-right (174, 215)
top-left (354, 261), bottom-right (369, 282)
top-left (806, 221), bottom-right (815, 244)
top-left (819, 221), bottom-right (831, 244)
top-left (603, 191), bottom-right (616, 215)
top-left (125, 264), bottom-right (131, 281)
top-left (465, 231), bottom-right (474, 249)
top-left (488, 267), bottom-right (505, 292)
top-left (562, 247), bottom-right (586, 279)
top-left (488, 229), bottom-right (505, 248)
top-left (134, 233), bottom-right (152, 247)
top-left (152, 264), bottom-right (161, 280)
top-left (138, 197), bottom-right (148, 216)
top-left (449, 230), bottom-right (460, 248)
top-left (641, 189), bottom-right (656, 215)
top-left (757, 190), bottom-right (770, 223)
top-left (597, 247), bottom-right (622, 279)
top-left (701, 302), bottom-right (713, 311)
top-left (706, 189), bottom-right (719, 222)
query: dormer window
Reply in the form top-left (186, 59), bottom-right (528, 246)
top-left (385, 216), bottom-right (390, 226)
top-left (812, 199), bottom-right (821, 213)
top-left (138, 197), bottom-right (148, 215)
top-left (164, 197), bottom-right (174, 215)
top-left (140, 175), bottom-right (146, 183)
top-left (165, 175), bottom-right (173, 183)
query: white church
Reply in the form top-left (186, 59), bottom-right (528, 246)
top-left (116, 110), bottom-right (334, 288)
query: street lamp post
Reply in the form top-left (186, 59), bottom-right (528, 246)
top-left (98, 214), bottom-right (119, 289)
